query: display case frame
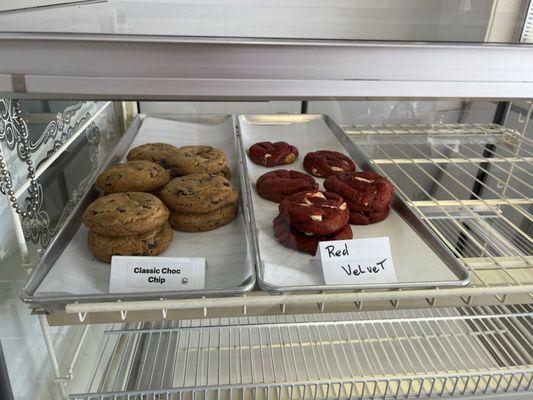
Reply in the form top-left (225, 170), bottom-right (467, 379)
top-left (1, 25), bottom-right (532, 400)
top-left (1, 34), bottom-right (533, 99)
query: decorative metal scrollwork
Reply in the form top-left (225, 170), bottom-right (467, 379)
top-left (21, 121), bottom-right (101, 248)
top-left (0, 100), bottom-right (84, 161)
top-left (0, 99), bottom-right (31, 160)
top-left (30, 102), bottom-right (83, 154)
top-left (0, 99), bottom-right (103, 249)
top-left (21, 183), bottom-right (50, 247)
top-left (38, 111), bottom-right (91, 168)
top-left (0, 100), bottom-right (39, 218)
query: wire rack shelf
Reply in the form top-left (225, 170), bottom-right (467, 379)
top-left (70, 305), bottom-right (533, 399)
top-left (44, 123), bottom-right (532, 325)
top-left (345, 123), bottom-right (532, 300)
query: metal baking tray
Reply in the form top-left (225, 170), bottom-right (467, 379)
top-left (21, 114), bottom-right (255, 309)
top-left (236, 114), bottom-right (470, 293)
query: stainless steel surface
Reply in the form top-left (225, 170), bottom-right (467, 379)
top-left (237, 114), bottom-right (470, 293)
top-left (21, 114), bottom-right (256, 309)
top-left (1, 36), bottom-right (533, 99)
top-left (344, 123), bottom-right (533, 303)
top-left (70, 305), bottom-right (533, 399)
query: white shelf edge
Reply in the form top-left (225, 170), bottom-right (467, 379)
top-left (1, 37), bottom-right (533, 98)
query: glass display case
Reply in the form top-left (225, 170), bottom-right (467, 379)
top-left (0, 1), bottom-right (532, 399)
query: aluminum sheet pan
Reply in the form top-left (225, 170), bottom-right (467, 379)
top-left (22, 114), bottom-right (255, 309)
top-left (237, 114), bottom-right (470, 293)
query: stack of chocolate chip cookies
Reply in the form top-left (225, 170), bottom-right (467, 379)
top-left (84, 141), bottom-right (239, 260)
top-left (161, 174), bottom-right (238, 232)
top-left (273, 190), bottom-right (353, 255)
top-left (83, 192), bottom-right (172, 263)
top-left (324, 172), bottom-right (394, 225)
top-left (128, 143), bottom-right (231, 179)
top-left (82, 157), bottom-right (174, 262)
top-left (132, 143), bottom-right (239, 232)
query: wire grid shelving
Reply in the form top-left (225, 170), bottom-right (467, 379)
top-left (345, 123), bottom-right (532, 304)
top-left (55, 122), bottom-right (533, 324)
top-left (71, 305), bottom-right (532, 399)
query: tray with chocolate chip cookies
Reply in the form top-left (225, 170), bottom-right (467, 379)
top-left (22, 115), bottom-right (256, 308)
top-left (237, 114), bottom-right (470, 293)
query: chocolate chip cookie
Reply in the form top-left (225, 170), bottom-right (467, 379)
top-left (169, 165), bottom-right (231, 179)
top-left (127, 143), bottom-right (180, 169)
top-left (273, 214), bottom-right (353, 255)
top-left (219, 166), bottom-right (231, 180)
top-left (160, 174), bottom-right (238, 213)
top-left (96, 160), bottom-right (170, 194)
top-left (88, 222), bottom-right (172, 263)
top-left (279, 191), bottom-right (349, 236)
top-left (169, 202), bottom-right (237, 232)
top-left (248, 141), bottom-right (299, 167)
top-left (83, 192), bottom-right (169, 237)
top-left (303, 150), bottom-right (355, 178)
top-left (167, 146), bottom-right (227, 176)
top-left (256, 169), bottom-right (318, 203)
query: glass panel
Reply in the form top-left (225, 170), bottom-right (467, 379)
top-left (0, 0), bottom-right (529, 44)
top-left (0, 100), bottom-right (123, 263)
top-left (520, 1), bottom-right (533, 43)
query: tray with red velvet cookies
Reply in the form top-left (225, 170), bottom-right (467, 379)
top-left (236, 114), bottom-right (470, 293)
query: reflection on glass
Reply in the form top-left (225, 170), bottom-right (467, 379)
top-left (0, 0), bottom-right (528, 44)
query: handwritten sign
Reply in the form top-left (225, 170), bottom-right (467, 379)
top-left (318, 237), bottom-right (397, 285)
top-left (109, 256), bottom-right (205, 293)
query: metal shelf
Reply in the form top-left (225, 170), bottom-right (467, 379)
top-left (44, 122), bottom-right (533, 325)
top-left (1, 36), bottom-right (533, 99)
top-left (344, 122), bottom-right (532, 306)
top-left (70, 305), bottom-right (533, 399)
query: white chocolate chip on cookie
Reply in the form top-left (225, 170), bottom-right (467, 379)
top-left (355, 176), bottom-right (374, 183)
top-left (310, 214), bottom-right (323, 221)
top-left (311, 192), bottom-right (326, 199)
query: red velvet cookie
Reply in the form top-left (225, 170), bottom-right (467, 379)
top-left (324, 172), bottom-right (394, 212)
top-left (248, 142), bottom-right (298, 167)
top-left (279, 190), bottom-right (349, 236)
top-left (256, 170), bottom-right (318, 203)
top-left (273, 214), bottom-right (353, 255)
top-left (348, 206), bottom-right (390, 225)
top-left (303, 150), bottom-right (355, 178)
